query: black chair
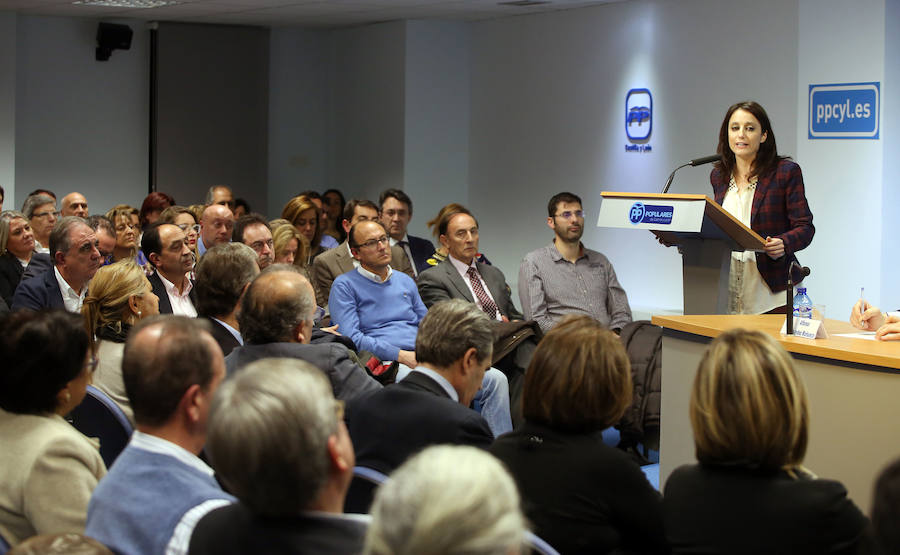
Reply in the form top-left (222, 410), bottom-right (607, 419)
top-left (343, 466), bottom-right (389, 514)
top-left (67, 385), bottom-right (133, 468)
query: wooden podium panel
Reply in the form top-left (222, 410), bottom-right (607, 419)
top-left (652, 314), bottom-right (900, 513)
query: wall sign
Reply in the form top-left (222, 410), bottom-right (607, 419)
top-left (625, 88), bottom-right (652, 152)
top-left (808, 82), bottom-right (880, 139)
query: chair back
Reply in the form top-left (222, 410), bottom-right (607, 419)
top-left (67, 385), bottom-right (133, 468)
top-left (525, 531), bottom-right (561, 555)
top-left (343, 465), bottom-right (390, 514)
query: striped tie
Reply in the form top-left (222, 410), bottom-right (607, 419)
top-left (466, 266), bottom-right (499, 319)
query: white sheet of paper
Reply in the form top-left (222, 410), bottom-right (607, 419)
top-left (833, 332), bottom-right (878, 341)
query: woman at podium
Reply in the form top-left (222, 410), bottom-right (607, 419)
top-left (710, 101), bottom-right (814, 314)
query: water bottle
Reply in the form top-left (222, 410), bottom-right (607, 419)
top-left (793, 287), bottom-right (813, 319)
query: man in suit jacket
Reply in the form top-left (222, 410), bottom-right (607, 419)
top-left (194, 242), bottom-right (260, 356)
top-left (189, 358), bottom-right (366, 555)
top-left (225, 267), bottom-right (381, 402)
top-left (417, 211), bottom-right (522, 321)
top-left (379, 189), bottom-right (435, 277)
top-left (312, 199), bottom-right (413, 308)
top-left (12, 217), bottom-right (101, 312)
top-left (347, 299), bottom-right (495, 475)
top-left (141, 222), bottom-right (197, 316)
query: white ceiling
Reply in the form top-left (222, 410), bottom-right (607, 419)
top-left (0, 0), bottom-right (621, 28)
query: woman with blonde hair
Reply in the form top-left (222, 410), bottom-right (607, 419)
top-left (269, 219), bottom-right (310, 272)
top-left (490, 315), bottom-right (665, 554)
top-left (281, 195), bottom-right (325, 264)
top-left (663, 328), bottom-right (867, 554)
top-left (81, 260), bottom-right (159, 424)
top-left (104, 206), bottom-right (139, 263)
top-left (0, 210), bottom-right (39, 307)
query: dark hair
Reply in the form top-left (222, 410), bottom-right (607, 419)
top-left (194, 243), bottom-right (259, 318)
top-left (523, 315), bottom-right (632, 433)
top-left (438, 206), bottom-right (478, 237)
top-left (547, 192), bottom-right (582, 217)
top-left (0, 310), bottom-right (89, 414)
top-left (342, 199), bottom-right (379, 223)
top-left (714, 101), bottom-right (788, 181)
top-left (379, 188), bottom-right (412, 214)
top-left (873, 457), bottom-right (900, 554)
top-left (139, 221), bottom-right (166, 267)
top-left (86, 214), bottom-right (115, 238)
top-left (139, 192), bottom-right (176, 227)
top-left (232, 213), bottom-right (270, 244)
top-left (49, 216), bottom-right (88, 262)
top-left (27, 189), bottom-right (56, 201)
top-left (234, 198), bottom-right (250, 213)
top-left (122, 316), bottom-right (217, 427)
top-left (299, 190), bottom-right (322, 201)
top-left (347, 219), bottom-right (387, 250)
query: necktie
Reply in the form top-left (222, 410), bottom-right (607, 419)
top-left (466, 266), bottom-right (499, 319)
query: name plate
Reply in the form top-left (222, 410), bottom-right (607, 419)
top-left (780, 317), bottom-right (828, 339)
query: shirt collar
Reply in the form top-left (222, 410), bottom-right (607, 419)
top-left (158, 270), bottom-right (192, 297)
top-left (448, 253), bottom-right (476, 277)
top-left (356, 264), bottom-right (393, 283)
top-left (130, 430), bottom-right (215, 477)
top-left (211, 317), bottom-right (243, 345)
top-left (388, 233), bottom-right (410, 247)
top-left (54, 266), bottom-right (86, 298)
top-left (409, 366), bottom-right (458, 401)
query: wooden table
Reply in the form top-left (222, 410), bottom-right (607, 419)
top-left (651, 314), bottom-right (900, 513)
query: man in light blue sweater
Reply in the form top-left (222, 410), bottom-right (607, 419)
top-left (85, 316), bottom-right (235, 555)
top-left (330, 220), bottom-right (512, 436)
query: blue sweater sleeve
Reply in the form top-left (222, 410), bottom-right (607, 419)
top-left (329, 275), bottom-right (403, 361)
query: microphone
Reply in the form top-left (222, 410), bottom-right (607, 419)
top-left (662, 154), bottom-right (720, 194)
top-left (786, 261), bottom-right (811, 335)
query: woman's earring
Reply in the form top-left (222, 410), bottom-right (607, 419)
top-left (137, 310), bottom-right (142, 319)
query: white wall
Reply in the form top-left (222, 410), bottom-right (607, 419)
top-left (796, 0), bottom-right (885, 316)
top-left (881, 0), bottom-right (899, 311)
top-left (15, 15), bottom-right (149, 214)
top-left (0, 12), bottom-right (15, 210)
top-left (469, 0), bottom-right (799, 314)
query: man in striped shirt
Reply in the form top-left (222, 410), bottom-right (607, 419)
top-left (518, 192), bottom-right (632, 334)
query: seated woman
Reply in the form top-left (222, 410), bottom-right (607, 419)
top-left (138, 192), bottom-right (175, 230)
top-left (82, 261), bottom-right (159, 424)
top-left (322, 188), bottom-right (346, 244)
top-left (269, 219), bottom-right (310, 276)
top-left (663, 328), bottom-right (867, 554)
top-left (365, 445), bottom-right (527, 555)
top-left (0, 310), bottom-right (107, 545)
top-left (281, 195), bottom-right (327, 265)
top-left (104, 206), bottom-right (139, 264)
top-left (0, 210), bottom-right (41, 307)
top-left (424, 203), bottom-right (491, 267)
top-left (490, 315), bottom-right (666, 555)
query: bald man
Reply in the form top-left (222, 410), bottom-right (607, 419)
top-left (198, 204), bottom-right (234, 257)
top-left (60, 192), bottom-right (89, 218)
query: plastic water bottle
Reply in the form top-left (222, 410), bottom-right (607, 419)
top-left (793, 287), bottom-right (813, 319)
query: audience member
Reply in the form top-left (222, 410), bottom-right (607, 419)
top-left (282, 194), bottom-right (327, 263)
top-left (81, 260), bottom-right (160, 424)
top-left (490, 315), bottom-right (666, 554)
top-left (7, 532), bottom-right (112, 555)
top-left (12, 217), bottom-right (101, 313)
top-left (85, 316), bottom-right (235, 554)
top-left (300, 190), bottom-right (339, 249)
top-left (232, 213), bottom-right (274, 270)
top-left (225, 266), bottom-right (380, 401)
top-left (141, 222), bottom-right (196, 316)
top-left (103, 206), bottom-right (138, 263)
top-left (424, 203), bottom-right (490, 267)
top-left (22, 194), bottom-right (58, 253)
top-left (189, 358), bottom-right (366, 555)
top-left (364, 445), bottom-right (527, 555)
top-left (85, 216), bottom-right (116, 266)
top-left (0, 310), bottom-right (106, 545)
top-left (193, 242), bottom-right (259, 356)
top-left (312, 199), bottom-right (412, 308)
top-left (232, 198), bottom-right (249, 219)
top-left (418, 208), bottom-right (522, 320)
top-left (59, 193), bottom-right (89, 218)
top-left (519, 192), bottom-right (632, 333)
top-left (346, 299), bottom-right (496, 474)
top-left (187, 204), bottom-right (206, 225)
top-left (205, 185), bottom-right (235, 211)
top-left (26, 189), bottom-right (56, 203)
top-left (197, 204), bottom-right (234, 257)
top-left (159, 205), bottom-right (200, 259)
top-left (379, 188), bottom-right (434, 276)
top-left (322, 188), bottom-right (346, 243)
top-left (662, 328), bottom-right (867, 554)
top-left (850, 301), bottom-right (900, 341)
top-left (0, 211), bottom-right (43, 307)
top-left (270, 219), bottom-right (309, 269)
top-left (332, 221), bottom-right (511, 436)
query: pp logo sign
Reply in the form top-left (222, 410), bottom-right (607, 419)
top-left (626, 88), bottom-right (652, 141)
top-left (809, 82), bottom-right (879, 139)
top-left (629, 202), bottom-right (673, 225)
top-left (629, 202), bottom-right (645, 224)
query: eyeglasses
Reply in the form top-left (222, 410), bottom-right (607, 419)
top-left (554, 210), bottom-right (584, 220)
top-left (84, 356), bottom-right (99, 373)
top-left (177, 223), bottom-right (201, 234)
top-left (33, 210), bottom-right (60, 219)
top-left (358, 236), bottom-right (389, 249)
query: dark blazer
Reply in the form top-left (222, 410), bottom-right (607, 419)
top-left (417, 258), bottom-right (523, 320)
top-left (711, 159), bottom-right (814, 292)
top-left (224, 342), bottom-right (381, 402)
top-left (21, 252), bottom-right (52, 281)
top-left (0, 254), bottom-right (24, 308)
top-left (11, 267), bottom-right (65, 311)
top-left (404, 234), bottom-right (436, 276)
top-left (148, 270), bottom-right (197, 315)
top-left (663, 463), bottom-right (867, 555)
top-left (189, 502), bottom-right (368, 555)
top-left (312, 241), bottom-right (413, 308)
top-left (204, 316), bottom-right (241, 357)
top-left (490, 423), bottom-right (667, 555)
top-left (346, 371), bottom-right (493, 475)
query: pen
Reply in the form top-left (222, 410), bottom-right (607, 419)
top-left (860, 287), bottom-right (867, 319)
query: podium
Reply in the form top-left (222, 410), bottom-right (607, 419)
top-left (597, 192), bottom-right (765, 314)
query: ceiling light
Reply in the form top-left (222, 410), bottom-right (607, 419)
top-left (73, 0), bottom-right (179, 8)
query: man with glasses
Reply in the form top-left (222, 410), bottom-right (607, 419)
top-left (141, 222), bottom-right (197, 316)
top-left (22, 193), bottom-right (58, 254)
top-left (518, 192), bottom-right (632, 334)
top-left (379, 188), bottom-right (435, 276)
top-left (232, 213), bottom-right (274, 271)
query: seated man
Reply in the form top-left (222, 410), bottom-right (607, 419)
top-left (519, 192), bottom-right (632, 333)
top-left (141, 222), bottom-right (197, 316)
top-left (60, 192), bottom-right (89, 218)
top-left (232, 213), bottom-right (274, 270)
top-left (850, 301), bottom-right (900, 341)
top-left (225, 266), bottom-right (381, 402)
top-left (86, 316), bottom-right (235, 555)
top-left (189, 358), bottom-right (366, 555)
top-left (346, 299), bottom-right (496, 474)
top-left (379, 189), bottom-right (435, 276)
top-left (330, 220), bottom-right (512, 436)
top-left (197, 204), bottom-right (234, 257)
